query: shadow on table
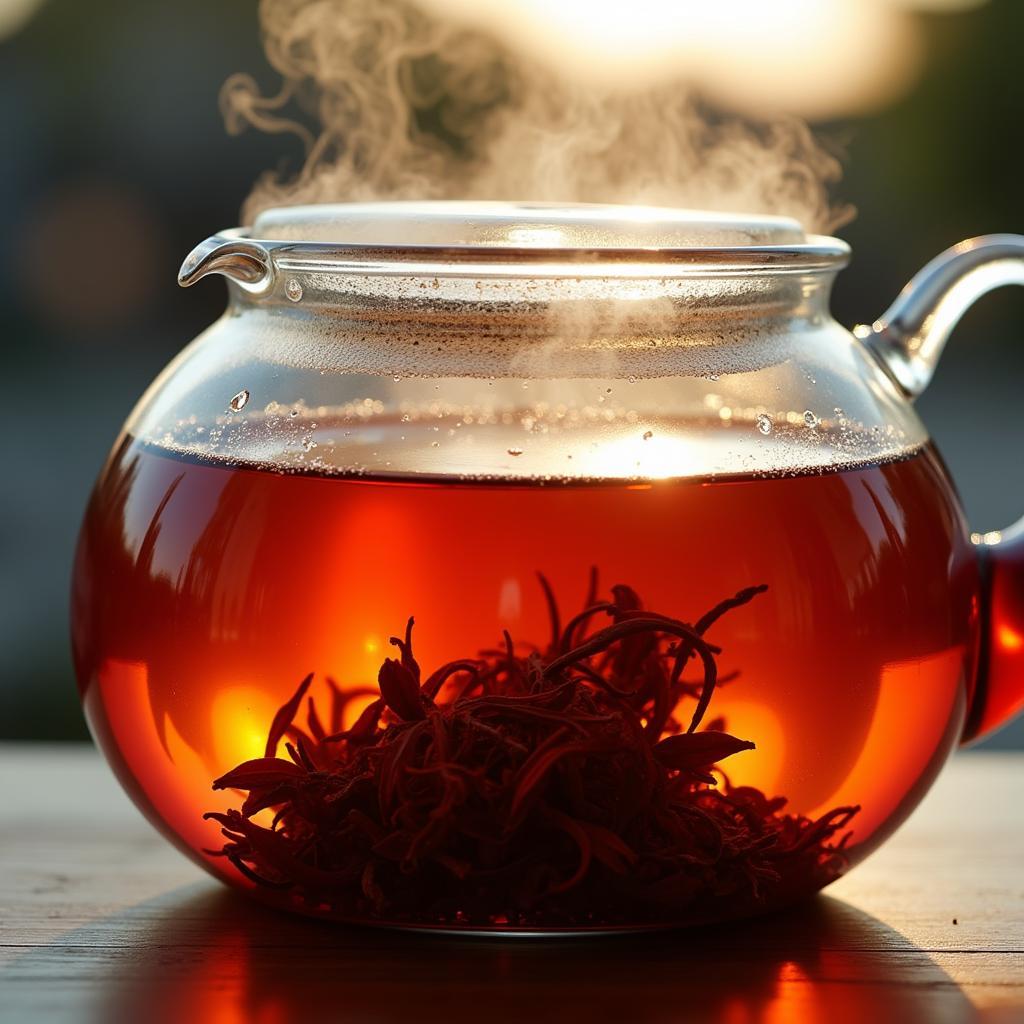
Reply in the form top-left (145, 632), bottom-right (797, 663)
top-left (12, 883), bottom-right (982, 1024)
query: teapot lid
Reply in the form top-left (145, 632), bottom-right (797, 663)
top-left (251, 201), bottom-right (807, 250)
top-left (180, 200), bottom-right (846, 296)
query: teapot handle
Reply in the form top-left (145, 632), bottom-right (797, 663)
top-left (860, 234), bottom-right (1024, 743)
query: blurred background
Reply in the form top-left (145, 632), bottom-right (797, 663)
top-left (1, 0), bottom-right (1022, 745)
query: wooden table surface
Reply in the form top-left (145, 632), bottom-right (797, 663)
top-left (1, 745), bottom-right (1022, 1024)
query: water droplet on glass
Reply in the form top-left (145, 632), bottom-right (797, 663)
top-left (803, 410), bottom-right (819, 429)
top-left (285, 279), bottom-right (303, 302)
top-left (289, 409), bottom-right (299, 418)
top-left (833, 406), bottom-right (844, 417)
top-left (507, 447), bottom-right (524, 457)
top-left (756, 413), bottom-right (772, 435)
top-left (228, 389), bottom-right (249, 412)
top-left (642, 430), bottom-right (654, 440)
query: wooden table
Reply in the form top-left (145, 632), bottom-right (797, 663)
top-left (1, 745), bottom-right (1021, 1024)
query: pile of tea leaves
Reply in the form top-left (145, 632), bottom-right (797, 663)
top-left (206, 575), bottom-right (859, 928)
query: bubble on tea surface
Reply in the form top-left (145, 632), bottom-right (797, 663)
top-left (229, 390), bottom-right (250, 412)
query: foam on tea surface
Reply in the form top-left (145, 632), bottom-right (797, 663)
top-left (138, 316), bottom-right (925, 483)
top-left (143, 404), bottom-right (922, 485)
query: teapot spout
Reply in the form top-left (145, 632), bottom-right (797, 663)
top-left (178, 233), bottom-right (275, 294)
top-left (857, 234), bottom-right (1024, 397)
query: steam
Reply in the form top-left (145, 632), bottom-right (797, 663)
top-left (223, 0), bottom-right (853, 233)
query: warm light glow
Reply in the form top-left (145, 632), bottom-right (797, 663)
top-left (211, 686), bottom-right (279, 765)
top-left (417, 0), bottom-right (987, 117)
top-left (997, 623), bottom-right (1024, 652)
top-left (579, 432), bottom-right (698, 479)
top-left (765, 960), bottom-right (815, 1024)
top-left (712, 699), bottom-right (785, 795)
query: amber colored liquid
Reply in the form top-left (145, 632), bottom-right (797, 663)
top-left (73, 437), bottom-right (979, 917)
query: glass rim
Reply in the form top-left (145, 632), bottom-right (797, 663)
top-left (179, 227), bottom-right (851, 293)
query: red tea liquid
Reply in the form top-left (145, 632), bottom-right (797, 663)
top-left (73, 437), bottom-right (978, 915)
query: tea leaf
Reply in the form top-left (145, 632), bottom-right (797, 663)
top-left (207, 574), bottom-right (860, 928)
top-left (654, 730), bottom-right (756, 772)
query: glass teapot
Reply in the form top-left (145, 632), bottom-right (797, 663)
top-left (72, 202), bottom-right (1024, 933)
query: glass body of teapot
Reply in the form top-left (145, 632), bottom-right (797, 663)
top-left (72, 203), bottom-right (1024, 932)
